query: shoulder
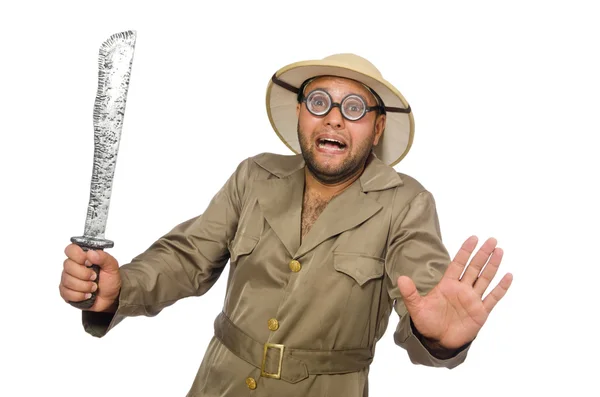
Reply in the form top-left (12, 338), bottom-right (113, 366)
top-left (234, 152), bottom-right (304, 180)
top-left (390, 171), bottom-right (438, 214)
top-left (395, 172), bottom-right (427, 198)
top-left (226, 152), bottom-right (303, 195)
top-left (250, 152), bottom-right (304, 177)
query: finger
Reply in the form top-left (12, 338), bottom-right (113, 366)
top-left (64, 243), bottom-right (87, 264)
top-left (482, 273), bottom-right (513, 313)
top-left (59, 284), bottom-right (92, 303)
top-left (473, 248), bottom-right (503, 296)
top-left (397, 276), bottom-right (423, 314)
top-left (61, 272), bottom-right (97, 294)
top-left (63, 258), bottom-right (97, 281)
top-left (86, 249), bottom-right (119, 272)
top-left (444, 236), bottom-right (478, 280)
top-left (460, 237), bottom-right (498, 285)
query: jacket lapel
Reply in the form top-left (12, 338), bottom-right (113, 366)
top-left (255, 163), bottom-right (305, 257)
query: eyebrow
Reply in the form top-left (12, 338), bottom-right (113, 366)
top-left (306, 86), bottom-right (375, 106)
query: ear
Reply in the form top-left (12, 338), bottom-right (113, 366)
top-left (296, 103), bottom-right (301, 118)
top-left (373, 114), bottom-right (386, 146)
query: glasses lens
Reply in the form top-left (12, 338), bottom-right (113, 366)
top-left (342, 95), bottom-right (366, 120)
top-left (306, 90), bottom-right (331, 115)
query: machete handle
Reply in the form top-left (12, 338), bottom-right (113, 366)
top-left (68, 236), bottom-right (114, 310)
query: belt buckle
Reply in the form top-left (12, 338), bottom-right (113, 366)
top-left (261, 342), bottom-right (284, 379)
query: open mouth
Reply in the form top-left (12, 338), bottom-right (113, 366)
top-left (317, 138), bottom-right (347, 151)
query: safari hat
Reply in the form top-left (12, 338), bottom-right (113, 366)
top-left (266, 53), bottom-right (414, 166)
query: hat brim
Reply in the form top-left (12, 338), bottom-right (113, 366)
top-left (266, 59), bottom-right (414, 167)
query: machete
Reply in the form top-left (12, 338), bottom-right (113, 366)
top-left (70, 30), bottom-right (137, 309)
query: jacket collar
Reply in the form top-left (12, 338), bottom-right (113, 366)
top-left (252, 151), bottom-right (403, 257)
top-left (253, 151), bottom-right (403, 192)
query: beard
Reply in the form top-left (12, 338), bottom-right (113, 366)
top-left (297, 123), bottom-right (375, 185)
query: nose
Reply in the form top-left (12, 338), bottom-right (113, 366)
top-left (323, 105), bottom-right (345, 130)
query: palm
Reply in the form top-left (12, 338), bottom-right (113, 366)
top-left (398, 236), bottom-right (513, 349)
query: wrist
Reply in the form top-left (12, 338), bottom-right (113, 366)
top-left (420, 335), bottom-right (459, 359)
top-left (101, 290), bottom-right (121, 313)
top-left (410, 318), bottom-right (462, 359)
top-left (105, 299), bottom-right (119, 313)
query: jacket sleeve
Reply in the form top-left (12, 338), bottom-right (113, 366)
top-left (82, 158), bottom-right (252, 338)
top-left (385, 189), bottom-right (470, 369)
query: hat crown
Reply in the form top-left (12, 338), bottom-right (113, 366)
top-left (322, 53), bottom-right (383, 78)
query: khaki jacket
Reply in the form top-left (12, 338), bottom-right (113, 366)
top-left (83, 152), bottom-right (470, 396)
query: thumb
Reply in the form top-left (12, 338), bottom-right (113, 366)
top-left (397, 275), bottom-right (422, 313)
top-left (86, 249), bottom-right (119, 273)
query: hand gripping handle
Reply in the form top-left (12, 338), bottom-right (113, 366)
top-left (68, 236), bottom-right (114, 310)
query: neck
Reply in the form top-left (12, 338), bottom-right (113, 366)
top-left (304, 163), bottom-right (365, 199)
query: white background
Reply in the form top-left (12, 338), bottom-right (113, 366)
top-left (1, 0), bottom-right (598, 396)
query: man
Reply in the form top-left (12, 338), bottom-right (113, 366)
top-left (59, 53), bottom-right (512, 396)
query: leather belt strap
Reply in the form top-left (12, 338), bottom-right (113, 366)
top-left (214, 311), bottom-right (373, 384)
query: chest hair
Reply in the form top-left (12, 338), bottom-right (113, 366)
top-left (301, 189), bottom-right (333, 240)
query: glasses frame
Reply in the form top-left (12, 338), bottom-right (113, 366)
top-left (299, 89), bottom-right (383, 121)
top-left (270, 73), bottom-right (412, 116)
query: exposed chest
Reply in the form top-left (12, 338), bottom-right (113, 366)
top-left (301, 191), bottom-right (332, 240)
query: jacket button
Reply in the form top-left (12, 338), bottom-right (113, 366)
top-left (289, 259), bottom-right (302, 272)
top-left (246, 377), bottom-right (257, 390)
top-left (268, 318), bottom-right (279, 331)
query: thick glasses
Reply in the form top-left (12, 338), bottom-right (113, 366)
top-left (299, 89), bottom-right (383, 121)
top-left (271, 74), bottom-right (412, 117)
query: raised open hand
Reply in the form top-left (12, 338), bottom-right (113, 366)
top-left (397, 236), bottom-right (513, 349)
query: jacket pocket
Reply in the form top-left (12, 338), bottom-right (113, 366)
top-left (228, 234), bottom-right (259, 263)
top-left (333, 253), bottom-right (385, 286)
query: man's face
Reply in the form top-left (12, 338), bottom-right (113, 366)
top-left (296, 76), bottom-right (385, 185)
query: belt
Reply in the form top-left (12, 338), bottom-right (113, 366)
top-left (213, 312), bottom-right (374, 384)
